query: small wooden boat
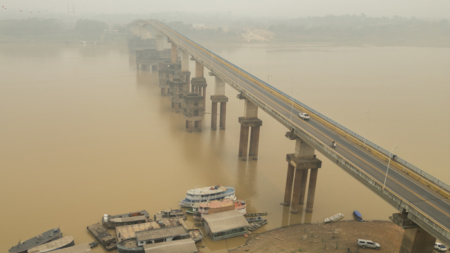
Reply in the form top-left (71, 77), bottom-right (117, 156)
top-left (246, 217), bottom-right (264, 223)
top-left (324, 213), bottom-right (344, 223)
top-left (244, 212), bottom-right (267, 217)
top-left (28, 236), bottom-right (74, 253)
top-left (88, 242), bottom-right (98, 249)
top-left (353, 210), bottom-right (363, 222)
top-left (188, 229), bottom-right (204, 242)
top-left (87, 223), bottom-right (117, 251)
top-left (248, 220), bottom-right (268, 231)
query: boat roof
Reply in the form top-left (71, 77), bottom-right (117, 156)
top-left (186, 186), bottom-right (227, 195)
top-left (203, 210), bottom-right (249, 233)
top-left (136, 226), bottom-right (187, 241)
top-left (28, 236), bottom-right (74, 253)
top-left (109, 210), bottom-right (149, 218)
top-left (199, 199), bottom-right (234, 209)
top-left (110, 216), bottom-right (148, 223)
top-left (143, 239), bottom-right (197, 253)
top-left (51, 244), bottom-right (90, 253)
top-left (353, 210), bottom-right (362, 216)
top-left (116, 222), bottom-right (160, 242)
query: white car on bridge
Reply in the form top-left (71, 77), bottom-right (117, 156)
top-left (298, 112), bottom-right (310, 120)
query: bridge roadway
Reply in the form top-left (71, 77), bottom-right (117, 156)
top-left (148, 20), bottom-right (450, 244)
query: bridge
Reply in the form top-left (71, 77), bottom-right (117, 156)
top-left (129, 20), bottom-right (450, 252)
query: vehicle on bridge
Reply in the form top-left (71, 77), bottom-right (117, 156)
top-left (434, 242), bottom-right (448, 252)
top-left (357, 239), bottom-right (380, 249)
top-left (298, 112), bottom-right (310, 120)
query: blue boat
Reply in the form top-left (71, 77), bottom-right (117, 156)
top-left (353, 210), bottom-right (363, 222)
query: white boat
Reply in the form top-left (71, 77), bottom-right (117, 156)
top-left (179, 185), bottom-right (236, 208)
top-left (324, 213), bottom-right (344, 223)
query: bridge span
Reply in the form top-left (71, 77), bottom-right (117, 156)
top-left (131, 20), bottom-right (450, 251)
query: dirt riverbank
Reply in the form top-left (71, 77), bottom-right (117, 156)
top-left (231, 220), bottom-right (403, 253)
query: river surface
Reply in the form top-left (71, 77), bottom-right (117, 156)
top-left (0, 42), bottom-right (449, 252)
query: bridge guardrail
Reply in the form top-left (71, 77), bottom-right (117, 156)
top-left (151, 20), bottom-right (450, 195)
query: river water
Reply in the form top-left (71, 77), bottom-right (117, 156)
top-left (0, 42), bottom-right (449, 252)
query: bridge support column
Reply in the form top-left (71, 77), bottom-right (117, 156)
top-left (220, 102), bottom-right (227, 129)
top-left (391, 212), bottom-right (436, 253)
top-left (211, 102), bottom-right (218, 130)
top-left (283, 131), bottom-right (322, 213)
top-left (156, 34), bottom-right (164, 51)
top-left (237, 97), bottom-right (262, 161)
top-left (171, 42), bottom-right (177, 63)
top-left (210, 74), bottom-right (228, 130)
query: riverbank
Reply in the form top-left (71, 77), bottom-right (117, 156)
top-left (231, 220), bottom-right (403, 253)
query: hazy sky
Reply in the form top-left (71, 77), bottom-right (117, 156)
top-left (2, 0), bottom-right (450, 19)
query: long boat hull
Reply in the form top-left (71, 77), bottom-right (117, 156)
top-left (9, 228), bottom-right (62, 253)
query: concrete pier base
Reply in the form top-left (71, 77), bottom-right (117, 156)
top-left (391, 212), bottom-right (436, 253)
top-left (211, 102), bottom-right (218, 130)
top-left (283, 164), bottom-right (295, 206)
top-left (283, 132), bottom-right (322, 214)
top-left (238, 117), bottom-right (262, 161)
top-left (211, 95), bottom-right (228, 131)
top-left (220, 102), bottom-right (227, 130)
top-left (249, 126), bottom-right (260, 160)
top-left (305, 168), bottom-right (318, 213)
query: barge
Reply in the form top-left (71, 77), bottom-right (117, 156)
top-left (102, 210), bottom-right (150, 228)
top-left (87, 223), bottom-right (117, 251)
top-left (179, 185), bottom-right (236, 208)
top-left (154, 208), bottom-right (186, 221)
top-left (194, 199), bottom-right (246, 220)
top-left (8, 228), bottom-right (62, 253)
top-left (28, 236), bottom-right (75, 253)
top-left (117, 218), bottom-right (201, 253)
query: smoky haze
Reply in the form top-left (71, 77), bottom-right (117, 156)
top-left (1, 0), bottom-right (450, 19)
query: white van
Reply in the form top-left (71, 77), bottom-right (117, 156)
top-left (357, 239), bottom-right (380, 249)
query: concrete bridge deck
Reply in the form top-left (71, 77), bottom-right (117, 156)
top-left (147, 20), bottom-right (450, 246)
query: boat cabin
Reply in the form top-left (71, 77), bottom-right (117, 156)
top-left (136, 226), bottom-right (189, 246)
top-left (202, 210), bottom-right (249, 241)
top-left (143, 239), bottom-right (198, 253)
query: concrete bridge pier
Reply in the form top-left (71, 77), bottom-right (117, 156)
top-left (191, 60), bottom-right (207, 101)
top-left (237, 96), bottom-right (262, 161)
top-left (155, 33), bottom-right (164, 52)
top-left (391, 212), bottom-right (436, 253)
top-left (181, 51), bottom-right (190, 89)
top-left (170, 42), bottom-right (178, 63)
top-left (210, 74), bottom-right (228, 130)
top-left (283, 132), bottom-right (322, 213)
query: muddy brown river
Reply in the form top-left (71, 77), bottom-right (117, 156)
top-left (0, 42), bottom-right (449, 252)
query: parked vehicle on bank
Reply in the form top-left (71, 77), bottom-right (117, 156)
top-left (357, 239), bottom-right (380, 249)
top-left (434, 242), bottom-right (448, 252)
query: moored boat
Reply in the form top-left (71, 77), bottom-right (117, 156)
top-left (28, 236), bottom-right (75, 253)
top-left (194, 199), bottom-right (247, 220)
top-left (8, 228), bottom-right (62, 253)
top-left (154, 208), bottom-right (186, 221)
top-left (102, 210), bottom-right (150, 228)
top-left (117, 221), bottom-right (202, 253)
top-left (246, 217), bottom-right (264, 223)
top-left (353, 210), bottom-right (363, 222)
top-left (87, 223), bottom-right (116, 251)
top-left (324, 213), bottom-right (344, 223)
top-left (179, 185), bottom-right (236, 208)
